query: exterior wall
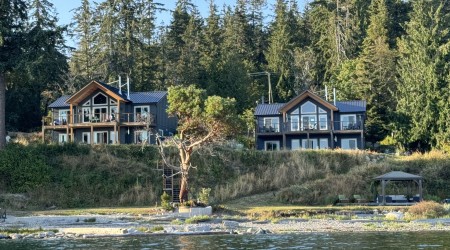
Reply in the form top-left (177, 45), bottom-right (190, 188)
top-left (256, 135), bottom-right (283, 150)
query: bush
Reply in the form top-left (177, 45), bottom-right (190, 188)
top-left (198, 188), bottom-right (211, 205)
top-left (185, 215), bottom-right (211, 224)
top-left (407, 201), bottom-right (447, 219)
top-left (160, 192), bottom-right (172, 211)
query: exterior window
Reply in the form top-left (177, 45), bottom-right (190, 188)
top-left (265, 141), bottom-right (280, 151)
top-left (291, 139), bottom-right (300, 150)
top-left (263, 117), bottom-right (280, 132)
top-left (301, 115), bottom-right (316, 130)
top-left (134, 106), bottom-right (150, 122)
top-left (291, 108), bottom-right (299, 114)
top-left (319, 108), bottom-right (326, 113)
top-left (109, 107), bottom-right (118, 121)
top-left (302, 139), bottom-right (318, 149)
top-left (58, 134), bottom-right (68, 143)
top-left (58, 109), bottom-right (69, 125)
top-left (94, 131), bottom-right (108, 144)
top-left (301, 101), bottom-right (316, 114)
top-left (341, 114), bottom-right (357, 130)
top-left (82, 132), bottom-right (90, 144)
top-left (319, 115), bottom-right (328, 130)
top-left (290, 116), bottom-right (299, 131)
top-left (93, 107), bottom-right (108, 122)
top-left (83, 100), bottom-right (90, 106)
top-left (109, 131), bottom-right (116, 144)
top-left (135, 130), bottom-right (148, 144)
top-left (319, 138), bottom-right (329, 149)
top-left (82, 108), bottom-right (91, 123)
top-left (341, 138), bottom-right (357, 150)
top-left (93, 93), bottom-right (107, 105)
top-left (110, 99), bottom-right (117, 105)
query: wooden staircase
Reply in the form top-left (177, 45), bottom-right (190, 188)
top-left (163, 167), bottom-right (180, 203)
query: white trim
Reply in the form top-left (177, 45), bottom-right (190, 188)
top-left (319, 114), bottom-right (328, 130)
top-left (341, 114), bottom-right (357, 130)
top-left (82, 100), bottom-right (91, 106)
top-left (135, 130), bottom-right (148, 144)
top-left (110, 99), bottom-right (117, 105)
top-left (93, 107), bottom-right (108, 122)
top-left (319, 108), bottom-right (326, 113)
top-left (264, 141), bottom-right (280, 151)
top-left (93, 131), bottom-right (108, 144)
top-left (82, 132), bottom-right (90, 144)
top-left (341, 138), bottom-right (357, 150)
top-left (93, 92), bottom-right (108, 105)
top-left (290, 115), bottom-right (299, 131)
top-left (82, 107), bottom-right (91, 123)
top-left (134, 106), bottom-right (150, 122)
top-left (263, 117), bottom-right (280, 132)
top-left (58, 134), bottom-right (68, 143)
top-left (301, 115), bottom-right (316, 130)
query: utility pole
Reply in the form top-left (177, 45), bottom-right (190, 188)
top-left (249, 71), bottom-right (274, 104)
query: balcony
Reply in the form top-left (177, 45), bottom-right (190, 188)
top-left (42, 112), bottom-right (155, 128)
top-left (257, 120), bottom-right (363, 134)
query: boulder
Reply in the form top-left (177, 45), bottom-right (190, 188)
top-left (222, 220), bottom-right (239, 229)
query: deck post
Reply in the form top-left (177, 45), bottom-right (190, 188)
top-left (381, 179), bottom-right (386, 205)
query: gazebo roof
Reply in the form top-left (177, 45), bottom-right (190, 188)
top-left (374, 171), bottom-right (423, 181)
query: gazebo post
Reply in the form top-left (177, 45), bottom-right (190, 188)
top-left (419, 179), bottom-right (423, 202)
top-left (382, 179), bottom-right (386, 205)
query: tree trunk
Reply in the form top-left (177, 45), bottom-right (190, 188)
top-left (0, 73), bottom-right (6, 150)
top-left (179, 172), bottom-right (189, 203)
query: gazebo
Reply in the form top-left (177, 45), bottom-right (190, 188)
top-left (374, 171), bottom-right (423, 205)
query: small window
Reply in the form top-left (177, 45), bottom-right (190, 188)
top-left (83, 100), bottom-right (91, 106)
top-left (319, 138), bottom-right (328, 149)
top-left (290, 108), bottom-right (299, 115)
top-left (82, 132), bottom-right (90, 144)
top-left (93, 93), bottom-right (107, 105)
top-left (341, 138), bottom-right (357, 150)
top-left (265, 141), bottom-right (280, 151)
top-left (319, 108), bottom-right (326, 113)
top-left (301, 101), bottom-right (316, 114)
top-left (135, 130), bottom-right (148, 144)
top-left (263, 117), bottom-right (280, 132)
top-left (58, 134), bottom-right (68, 143)
top-left (110, 99), bottom-right (117, 105)
top-left (291, 139), bottom-right (300, 150)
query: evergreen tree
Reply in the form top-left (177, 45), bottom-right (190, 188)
top-left (0, 0), bottom-right (27, 148)
top-left (395, 0), bottom-right (450, 150)
top-left (354, 0), bottom-right (396, 143)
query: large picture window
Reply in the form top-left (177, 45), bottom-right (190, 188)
top-left (134, 106), bottom-right (150, 122)
top-left (94, 131), bottom-right (108, 144)
top-left (302, 139), bottom-right (318, 149)
top-left (301, 101), bottom-right (316, 114)
top-left (301, 115), bottom-right (316, 130)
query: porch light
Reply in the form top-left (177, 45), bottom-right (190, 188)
top-left (127, 128), bottom-right (130, 135)
top-left (334, 136), bottom-right (337, 142)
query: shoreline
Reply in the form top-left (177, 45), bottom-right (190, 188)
top-left (2, 213), bottom-right (450, 239)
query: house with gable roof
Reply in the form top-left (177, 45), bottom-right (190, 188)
top-left (42, 80), bottom-right (177, 145)
top-left (254, 90), bottom-right (366, 150)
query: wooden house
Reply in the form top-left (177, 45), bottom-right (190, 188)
top-left (42, 80), bottom-right (177, 145)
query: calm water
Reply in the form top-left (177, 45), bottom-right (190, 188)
top-left (1, 232), bottom-right (449, 249)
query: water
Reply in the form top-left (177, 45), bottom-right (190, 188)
top-left (0, 232), bottom-right (449, 249)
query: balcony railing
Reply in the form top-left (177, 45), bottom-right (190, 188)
top-left (257, 120), bottom-right (363, 134)
top-left (43, 112), bottom-right (155, 126)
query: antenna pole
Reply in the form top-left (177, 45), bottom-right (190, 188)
top-left (267, 72), bottom-right (273, 104)
top-left (118, 75), bottom-right (122, 95)
top-left (127, 75), bottom-right (130, 99)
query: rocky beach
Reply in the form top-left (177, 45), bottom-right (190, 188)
top-left (2, 210), bottom-right (450, 240)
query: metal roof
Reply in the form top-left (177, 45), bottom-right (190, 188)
top-left (374, 171), bottom-right (423, 180)
top-left (96, 81), bottom-right (130, 101)
top-left (48, 95), bottom-right (70, 108)
top-left (129, 91), bottom-right (167, 104)
top-left (335, 100), bottom-right (366, 113)
top-left (48, 91), bottom-right (167, 108)
top-left (254, 103), bottom-right (285, 116)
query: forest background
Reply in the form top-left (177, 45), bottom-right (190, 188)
top-left (1, 0), bottom-right (450, 152)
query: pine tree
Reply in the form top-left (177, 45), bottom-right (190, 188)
top-left (354, 0), bottom-right (396, 143)
top-left (395, 0), bottom-right (450, 150)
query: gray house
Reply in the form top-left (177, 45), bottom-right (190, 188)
top-left (255, 90), bottom-right (366, 150)
top-left (42, 80), bottom-right (177, 145)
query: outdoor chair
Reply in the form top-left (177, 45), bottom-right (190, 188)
top-left (353, 195), bottom-right (367, 203)
top-left (338, 195), bottom-right (349, 203)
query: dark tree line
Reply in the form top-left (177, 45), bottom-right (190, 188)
top-left (1, 0), bottom-right (450, 152)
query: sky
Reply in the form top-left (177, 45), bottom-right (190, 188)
top-left (50, 0), bottom-right (307, 47)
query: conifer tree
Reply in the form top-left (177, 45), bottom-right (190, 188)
top-left (395, 0), bottom-right (450, 150)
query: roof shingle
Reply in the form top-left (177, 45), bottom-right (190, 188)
top-left (254, 103), bottom-right (285, 116)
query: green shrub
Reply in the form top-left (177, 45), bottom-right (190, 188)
top-left (198, 188), bottom-right (211, 205)
top-left (83, 217), bottom-right (96, 223)
top-left (161, 192), bottom-right (172, 211)
top-left (185, 215), bottom-right (211, 224)
top-left (407, 201), bottom-right (447, 219)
